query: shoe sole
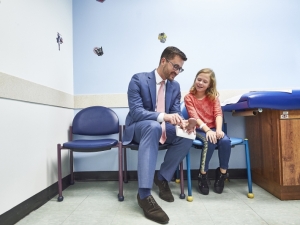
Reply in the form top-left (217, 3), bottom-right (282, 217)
top-left (214, 187), bottom-right (224, 194)
top-left (199, 190), bottom-right (209, 195)
top-left (144, 213), bottom-right (169, 224)
top-left (158, 193), bottom-right (174, 202)
top-left (198, 187), bottom-right (209, 195)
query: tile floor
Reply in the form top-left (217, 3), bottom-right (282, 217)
top-left (16, 179), bottom-right (300, 225)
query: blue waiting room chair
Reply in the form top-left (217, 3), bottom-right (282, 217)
top-left (57, 106), bottom-right (124, 202)
top-left (180, 102), bottom-right (254, 202)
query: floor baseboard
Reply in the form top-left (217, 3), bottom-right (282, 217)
top-left (74, 169), bottom-right (247, 181)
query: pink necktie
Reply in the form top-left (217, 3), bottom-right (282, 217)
top-left (157, 81), bottom-right (167, 144)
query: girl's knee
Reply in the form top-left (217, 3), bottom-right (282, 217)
top-left (219, 136), bottom-right (231, 145)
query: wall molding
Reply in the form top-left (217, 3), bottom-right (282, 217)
top-left (0, 72), bottom-right (74, 109)
top-left (4, 71), bottom-right (286, 109)
top-left (74, 93), bottom-right (128, 108)
top-left (73, 90), bottom-right (256, 109)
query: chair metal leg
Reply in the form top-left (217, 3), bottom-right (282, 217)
top-left (175, 165), bottom-right (180, 183)
top-left (118, 143), bottom-right (124, 201)
top-left (123, 147), bottom-right (128, 183)
top-left (179, 161), bottom-right (185, 199)
top-left (70, 150), bottom-right (74, 185)
top-left (244, 139), bottom-right (254, 198)
top-left (186, 151), bottom-right (193, 202)
top-left (57, 144), bottom-right (64, 202)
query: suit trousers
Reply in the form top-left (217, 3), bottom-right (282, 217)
top-left (133, 120), bottom-right (193, 189)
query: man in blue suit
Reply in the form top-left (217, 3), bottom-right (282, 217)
top-left (123, 46), bottom-right (195, 224)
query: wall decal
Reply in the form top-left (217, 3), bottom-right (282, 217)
top-left (56, 32), bottom-right (63, 51)
top-left (158, 33), bottom-right (167, 43)
top-left (93, 47), bottom-right (104, 56)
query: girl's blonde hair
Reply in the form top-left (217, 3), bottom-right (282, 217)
top-left (189, 68), bottom-right (219, 100)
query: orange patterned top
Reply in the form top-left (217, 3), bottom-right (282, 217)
top-left (184, 93), bottom-right (222, 129)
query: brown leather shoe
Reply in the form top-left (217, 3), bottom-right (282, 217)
top-left (137, 194), bottom-right (169, 224)
top-left (154, 174), bottom-right (174, 202)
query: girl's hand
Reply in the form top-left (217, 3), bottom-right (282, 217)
top-left (206, 130), bottom-right (217, 144)
top-left (180, 118), bottom-right (197, 134)
top-left (216, 129), bottom-right (224, 139)
top-left (185, 118), bottom-right (197, 134)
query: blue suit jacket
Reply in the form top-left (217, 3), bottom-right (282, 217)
top-left (123, 70), bottom-right (183, 145)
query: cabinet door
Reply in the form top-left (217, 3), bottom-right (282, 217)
top-left (280, 116), bottom-right (300, 186)
top-left (246, 109), bottom-right (281, 184)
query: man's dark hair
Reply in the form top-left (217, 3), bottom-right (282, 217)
top-left (159, 46), bottom-right (187, 65)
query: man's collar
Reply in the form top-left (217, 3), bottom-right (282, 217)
top-left (155, 69), bottom-right (167, 84)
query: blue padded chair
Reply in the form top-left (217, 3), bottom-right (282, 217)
top-left (122, 130), bottom-right (187, 199)
top-left (180, 102), bottom-right (253, 202)
top-left (57, 106), bottom-right (124, 202)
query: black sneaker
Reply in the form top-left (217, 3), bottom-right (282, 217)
top-left (198, 173), bottom-right (209, 195)
top-left (214, 167), bottom-right (228, 194)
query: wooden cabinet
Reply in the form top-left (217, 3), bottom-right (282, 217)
top-left (245, 109), bottom-right (300, 200)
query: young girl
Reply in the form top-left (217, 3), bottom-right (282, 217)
top-left (184, 68), bottom-right (231, 195)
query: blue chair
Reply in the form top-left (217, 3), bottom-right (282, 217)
top-left (122, 133), bottom-right (187, 199)
top-left (180, 102), bottom-right (253, 202)
top-left (57, 106), bottom-right (124, 202)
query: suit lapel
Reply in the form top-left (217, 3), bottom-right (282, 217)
top-left (147, 71), bottom-right (156, 111)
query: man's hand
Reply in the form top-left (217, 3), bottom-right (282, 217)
top-left (164, 113), bottom-right (183, 125)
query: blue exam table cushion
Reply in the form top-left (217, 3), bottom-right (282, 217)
top-left (222, 90), bottom-right (300, 111)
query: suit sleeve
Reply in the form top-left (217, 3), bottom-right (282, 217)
top-left (127, 74), bottom-right (159, 122)
top-left (168, 82), bottom-right (182, 117)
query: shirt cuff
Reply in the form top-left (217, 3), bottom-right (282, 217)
top-left (157, 113), bottom-right (165, 123)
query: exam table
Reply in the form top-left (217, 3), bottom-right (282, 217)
top-left (222, 90), bottom-right (300, 200)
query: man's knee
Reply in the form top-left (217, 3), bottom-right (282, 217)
top-left (141, 121), bottom-right (162, 136)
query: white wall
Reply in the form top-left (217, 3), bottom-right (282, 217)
top-left (0, 0), bottom-right (74, 93)
top-left (0, 99), bottom-right (73, 215)
top-left (0, 0), bottom-right (73, 215)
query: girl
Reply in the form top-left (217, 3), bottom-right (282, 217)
top-left (184, 68), bottom-right (231, 195)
